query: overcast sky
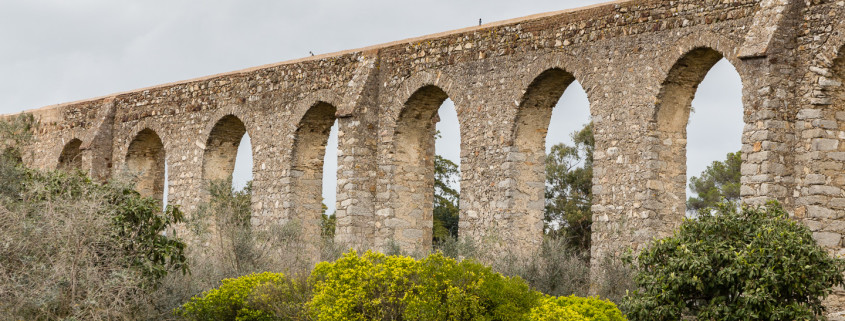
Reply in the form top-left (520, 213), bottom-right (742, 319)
top-left (0, 0), bottom-right (743, 213)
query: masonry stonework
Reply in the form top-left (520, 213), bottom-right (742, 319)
top-left (9, 0), bottom-right (845, 314)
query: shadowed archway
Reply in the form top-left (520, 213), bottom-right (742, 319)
top-left (291, 102), bottom-right (338, 246)
top-left (125, 129), bottom-right (165, 203)
top-left (202, 115), bottom-right (249, 184)
top-left (653, 47), bottom-right (744, 223)
top-left (513, 68), bottom-right (580, 246)
top-left (391, 85), bottom-right (453, 252)
top-left (58, 138), bottom-right (83, 171)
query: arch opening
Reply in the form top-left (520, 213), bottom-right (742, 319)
top-left (58, 138), bottom-right (83, 171)
top-left (433, 98), bottom-right (461, 244)
top-left (321, 120), bottom-right (339, 238)
top-left (232, 134), bottom-right (253, 191)
top-left (655, 47), bottom-right (744, 219)
top-left (202, 115), bottom-right (249, 187)
top-left (125, 129), bottom-right (165, 203)
top-left (291, 102), bottom-right (338, 244)
top-left (515, 68), bottom-right (593, 252)
top-left (392, 85), bottom-right (455, 252)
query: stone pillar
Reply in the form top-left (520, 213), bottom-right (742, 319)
top-left (80, 98), bottom-right (116, 182)
top-left (459, 88), bottom-right (544, 255)
top-left (794, 36), bottom-right (845, 315)
top-left (334, 52), bottom-right (380, 251)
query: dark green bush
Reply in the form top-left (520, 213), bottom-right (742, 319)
top-left (622, 202), bottom-right (845, 320)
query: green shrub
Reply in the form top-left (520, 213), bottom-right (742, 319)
top-left (622, 202), bottom-right (845, 320)
top-left (177, 272), bottom-right (293, 321)
top-left (529, 295), bottom-right (626, 321)
top-left (0, 165), bottom-right (187, 319)
top-left (308, 250), bottom-right (541, 321)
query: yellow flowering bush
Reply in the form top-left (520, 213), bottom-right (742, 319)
top-left (176, 272), bottom-right (291, 321)
top-left (529, 295), bottom-right (626, 321)
top-left (176, 252), bottom-right (626, 320)
top-left (308, 250), bottom-right (541, 321)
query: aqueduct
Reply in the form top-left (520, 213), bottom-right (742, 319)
top-left (9, 0), bottom-right (845, 308)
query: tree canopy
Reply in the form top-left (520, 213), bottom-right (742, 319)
top-left (687, 151), bottom-right (741, 212)
top-left (434, 155), bottom-right (460, 243)
top-left (544, 123), bottom-right (594, 253)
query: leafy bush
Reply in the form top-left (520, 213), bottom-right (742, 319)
top-left (529, 296), bottom-right (626, 321)
top-left (176, 250), bottom-right (629, 321)
top-left (177, 272), bottom-right (295, 321)
top-left (0, 161), bottom-right (187, 319)
top-left (622, 202), bottom-right (845, 320)
top-left (308, 250), bottom-right (541, 321)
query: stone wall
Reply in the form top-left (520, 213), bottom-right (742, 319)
top-left (9, 0), bottom-right (845, 311)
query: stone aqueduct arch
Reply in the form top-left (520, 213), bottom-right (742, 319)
top-left (9, 0), bottom-right (845, 300)
top-left (650, 46), bottom-right (745, 238)
top-left (512, 67), bottom-right (581, 249)
top-left (125, 128), bottom-right (166, 202)
top-left (57, 138), bottom-right (83, 171)
top-left (290, 101), bottom-right (338, 247)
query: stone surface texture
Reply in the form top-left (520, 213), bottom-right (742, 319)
top-left (7, 0), bottom-right (845, 313)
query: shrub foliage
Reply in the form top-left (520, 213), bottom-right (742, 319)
top-left (309, 251), bottom-right (541, 321)
top-left (622, 202), bottom-right (845, 320)
top-left (177, 250), bottom-right (626, 320)
top-left (529, 295), bottom-right (626, 321)
top-left (176, 272), bottom-right (295, 321)
top-left (0, 156), bottom-right (187, 319)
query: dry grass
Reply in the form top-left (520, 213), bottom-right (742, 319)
top-left (146, 179), bottom-right (347, 319)
top-left (432, 235), bottom-right (635, 305)
top-left (0, 168), bottom-right (160, 320)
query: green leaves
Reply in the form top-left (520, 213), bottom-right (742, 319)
top-left (31, 167), bottom-right (189, 286)
top-left (622, 202), bottom-right (845, 320)
top-left (320, 202), bottom-right (337, 239)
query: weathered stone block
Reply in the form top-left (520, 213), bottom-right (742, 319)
top-left (798, 109), bottom-right (824, 119)
top-left (808, 205), bottom-right (842, 219)
top-left (812, 138), bottom-right (840, 151)
top-left (809, 185), bottom-right (843, 196)
top-left (805, 174), bottom-right (828, 185)
top-left (813, 232), bottom-right (842, 248)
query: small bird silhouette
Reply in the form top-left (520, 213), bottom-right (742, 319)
top-left (309, 51), bottom-right (314, 56)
